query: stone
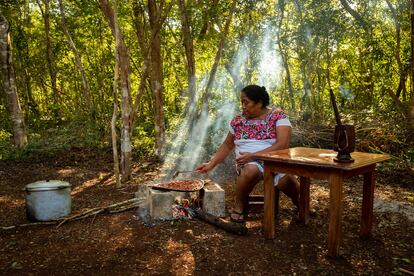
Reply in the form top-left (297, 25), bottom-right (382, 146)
top-left (148, 188), bottom-right (200, 220)
top-left (202, 181), bottom-right (226, 217)
top-left (149, 189), bottom-right (174, 220)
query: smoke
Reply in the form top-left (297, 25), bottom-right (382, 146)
top-left (258, 23), bottom-right (283, 92)
top-left (339, 82), bottom-right (355, 100)
top-left (161, 21), bottom-right (283, 183)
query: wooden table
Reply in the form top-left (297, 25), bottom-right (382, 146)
top-left (253, 147), bottom-right (390, 257)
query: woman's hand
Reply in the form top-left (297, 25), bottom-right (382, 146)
top-left (236, 152), bottom-right (254, 166)
top-left (195, 162), bottom-right (215, 173)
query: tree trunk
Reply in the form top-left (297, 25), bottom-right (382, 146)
top-left (99, 0), bottom-right (132, 182)
top-left (112, 45), bottom-right (121, 188)
top-left (178, 0), bottom-right (196, 103)
top-left (16, 5), bottom-right (39, 118)
top-left (0, 12), bottom-right (27, 148)
top-left (148, 0), bottom-right (165, 159)
top-left (339, 0), bottom-right (370, 32)
top-left (132, 2), bottom-right (148, 55)
top-left (409, 0), bottom-right (414, 141)
top-left (198, 0), bottom-right (219, 39)
top-left (277, 0), bottom-right (295, 111)
top-left (386, 0), bottom-right (408, 100)
top-left (36, 0), bottom-right (60, 116)
top-left (58, 0), bottom-right (92, 113)
top-left (130, 1), bottom-right (173, 130)
top-left (201, 0), bottom-right (237, 109)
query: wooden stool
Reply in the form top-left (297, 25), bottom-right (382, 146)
top-left (248, 188), bottom-right (280, 215)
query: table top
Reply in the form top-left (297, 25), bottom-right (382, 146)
top-left (252, 147), bottom-right (390, 171)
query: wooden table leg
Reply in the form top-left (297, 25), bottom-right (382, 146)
top-left (360, 169), bottom-right (375, 238)
top-left (299, 177), bottom-right (310, 224)
top-left (263, 165), bottom-right (275, 239)
top-left (328, 172), bottom-right (343, 257)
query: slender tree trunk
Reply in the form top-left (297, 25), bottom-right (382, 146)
top-left (99, 0), bottom-right (132, 182)
top-left (409, 0), bottom-right (414, 141)
top-left (130, 2), bottom-right (150, 127)
top-left (36, 0), bottom-right (59, 116)
top-left (339, 0), bottom-right (370, 31)
top-left (178, 0), bottom-right (196, 103)
top-left (201, 0), bottom-right (237, 109)
top-left (148, 0), bottom-right (165, 158)
top-left (132, 2), bottom-right (148, 56)
top-left (16, 5), bottom-right (39, 117)
top-left (198, 0), bottom-right (219, 39)
top-left (58, 0), bottom-right (92, 113)
top-left (0, 12), bottom-right (27, 148)
top-left (112, 36), bottom-right (121, 187)
top-left (386, 0), bottom-right (408, 100)
top-left (278, 42), bottom-right (295, 110)
top-left (130, 1), bottom-right (173, 131)
top-left (277, 0), bottom-right (295, 111)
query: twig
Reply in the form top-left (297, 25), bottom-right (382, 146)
top-left (108, 202), bottom-right (140, 213)
top-left (90, 213), bottom-right (97, 224)
top-left (56, 207), bottom-right (101, 228)
top-left (399, 268), bottom-right (414, 276)
top-left (1, 221), bottom-right (58, 230)
top-left (57, 198), bottom-right (140, 228)
top-left (1, 198), bottom-right (142, 230)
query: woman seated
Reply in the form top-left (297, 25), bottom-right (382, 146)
top-left (196, 85), bottom-right (299, 222)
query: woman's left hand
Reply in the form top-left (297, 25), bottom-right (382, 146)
top-left (236, 152), bottom-right (254, 166)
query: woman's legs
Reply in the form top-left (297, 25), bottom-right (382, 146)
top-left (277, 174), bottom-right (300, 207)
top-left (233, 164), bottom-right (262, 216)
top-left (232, 166), bottom-right (300, 221)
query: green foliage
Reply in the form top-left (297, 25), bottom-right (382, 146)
top-left (0, 0), bottom-right (413, 165)
top-left (0, 118), bottom-right (108, 160)
top-left (132, 125), bottom-right (156, 160)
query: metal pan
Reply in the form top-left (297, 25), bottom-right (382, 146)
top-left (150, 178), bottom-right (204, 192)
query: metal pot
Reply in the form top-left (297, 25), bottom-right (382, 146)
top-left (24, 180), bottom-right (71, 221)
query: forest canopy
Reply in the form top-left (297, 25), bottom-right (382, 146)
top-left (1, 0), bottom-right (413, 179)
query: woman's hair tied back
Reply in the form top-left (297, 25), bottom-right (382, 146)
top-left (241, 84), bottom-right (270, 107)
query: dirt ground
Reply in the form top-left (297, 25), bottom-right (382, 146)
top-left (1, 148), bottom-right (414, 275)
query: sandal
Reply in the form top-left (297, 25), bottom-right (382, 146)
top-left (230, 210), bottom-right (246, 223)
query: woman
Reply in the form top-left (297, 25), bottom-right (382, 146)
top-left (196, 85), bottom-right (299, 222)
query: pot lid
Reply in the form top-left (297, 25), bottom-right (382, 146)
top-left (26, 180), bottom-right (70, 189)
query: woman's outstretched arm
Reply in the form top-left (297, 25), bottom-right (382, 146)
top-left (196, 132), bottom-right (235, 173)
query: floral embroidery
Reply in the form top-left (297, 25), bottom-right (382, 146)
top-left (230, 109), bottom-right (288, 140)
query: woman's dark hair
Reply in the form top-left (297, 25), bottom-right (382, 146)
top-left (241, 85), bottom-right (270, 107)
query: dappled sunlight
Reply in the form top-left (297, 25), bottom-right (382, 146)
top-left (56, 168), bottom-right (77, 177)
top-left (375, 190), bottom-right (396, 202)
top-left (71, 179), bottom-right (99, 196)
top-left (70, 172), bottom-right (110, 196)
top-left (165, 238), bottom-right (195, 275)
top-left (0, 195), bottom-right (24, 208)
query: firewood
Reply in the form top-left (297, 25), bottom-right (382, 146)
top-left (194, 208), bottom-right (248, 235)
top-left (1, 198), bottom-right (142, 230)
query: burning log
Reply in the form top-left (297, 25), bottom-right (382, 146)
top-left (172, 198), bottom-right (248, 235)
top-left (194, 208), bottom-right (248, 236)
